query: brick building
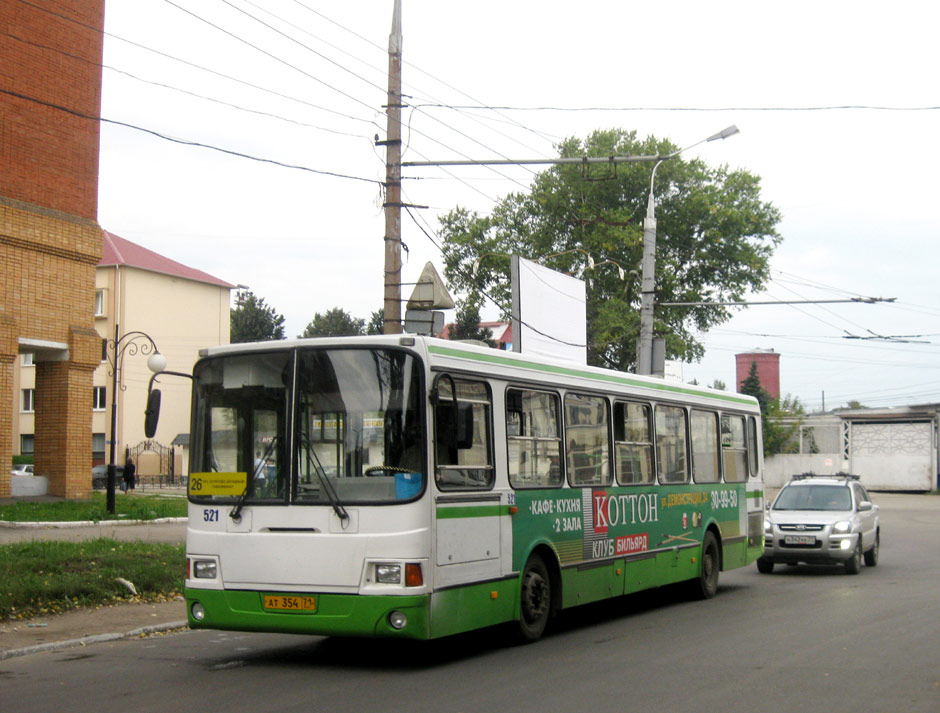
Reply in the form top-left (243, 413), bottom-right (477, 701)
top-left (0, 1), bottom-right (106, 497)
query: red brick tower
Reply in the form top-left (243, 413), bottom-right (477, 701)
top-left (736, 349), bottom-right (780, 399)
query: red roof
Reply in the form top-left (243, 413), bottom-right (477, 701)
top-left (100, 231), bottom-right (234, 289)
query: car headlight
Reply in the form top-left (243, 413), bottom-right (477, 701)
top-left (832, 520), bottom-right (852, 534)
top-left (764, 518), bottom-right (773, 534)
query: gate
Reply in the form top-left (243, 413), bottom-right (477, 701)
top-left (125, 440), bottom-right (178, 487)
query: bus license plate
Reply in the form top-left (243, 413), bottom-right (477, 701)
top-left (263, 595), bottom-right (317, 612)
top-left (784, 535), bottom-right (816, 546)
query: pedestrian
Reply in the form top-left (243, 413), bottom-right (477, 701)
top-left (123, 458), bottom-right (136, 494)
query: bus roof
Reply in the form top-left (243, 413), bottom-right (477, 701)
top-left (199, 335), bottom-right (759, 410)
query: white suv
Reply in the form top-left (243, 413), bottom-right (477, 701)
top-left (758, 474), bottom-right (880, 575)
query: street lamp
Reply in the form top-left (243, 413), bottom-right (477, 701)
top-left (636, 125), bottom-right (740, 376)
top-left (105, 325), bottom-right (166, 513)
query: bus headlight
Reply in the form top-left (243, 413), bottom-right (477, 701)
top-left (376, 564), bottom-right (402, 584)
top-left (191, 602), bottom-right (206, 621)
top-left (193, 560), bottom-right (218, 579)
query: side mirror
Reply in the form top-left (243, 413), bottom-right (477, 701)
top-left (144, 388), bottom-right (162, 438)
top-left (858, 500), bottom-right (872, 512)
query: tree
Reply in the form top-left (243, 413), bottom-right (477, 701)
top-left (711, 379), bottom-right (726, 391)
top-left (300, 308), bottom-right (365, 338)
top-left (447, 295), bottom-right (494, 344)
top-left (739, 361), bottom-right (807, 455)
top-left (438, 128), bottom-right (781, 372)
top-left (366, 309), bottom-right (384, 336)
top-left (230, 291), bottom-right (285, 343)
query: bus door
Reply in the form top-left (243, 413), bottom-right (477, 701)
top-left (431, 376), bottom-right (500, 588)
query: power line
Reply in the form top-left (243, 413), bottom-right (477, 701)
top-left (0, 87), bottom-right (382, 185)
top-left (416, 103), bottom-right (940, 113)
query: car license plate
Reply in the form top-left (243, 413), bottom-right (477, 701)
top-left (263, 594), bottom-right (317, 612)
top-left (784, 535), bottom-right (816, 545)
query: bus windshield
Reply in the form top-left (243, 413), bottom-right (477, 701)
top-left (190, 347), bottom-right (425, 505)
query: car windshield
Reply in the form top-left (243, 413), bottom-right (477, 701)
top-left (773, 484), bottom-right (852, 511)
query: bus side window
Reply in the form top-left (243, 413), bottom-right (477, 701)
top-left (507, 388), bottom-right (562, 489)
top-left (746, 416), bottom-right (760, 478)
top-left (434, 378), bottom-right (494, 491)
top-left (691, 410), bottom-right (720, 484)
top-left (655, 405), bottom-right (689, 484)
top-left (565, 393), bottom-right (610, 487)
top-left (614, 401), bottom-right (654, 485)
top-left (721, 414), bottom-right (748, 483)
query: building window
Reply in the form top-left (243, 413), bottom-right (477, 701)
top-left (21, 388), bottom-right (35, 413)
top-left (101, 338), bottom-right (109, 362)
top-left (94, 289), bottom-right (106, 317)
top-left (92, 433), bottom-right (106, 459)
top-left (21, 434), bottom-right (34, 455)
top-left (22, 353), bottom-right (34, 367)
top-left (93, 386), bottom-right (107, 411)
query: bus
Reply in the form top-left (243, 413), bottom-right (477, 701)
top-left (164, 335), bottom-right (764, 642)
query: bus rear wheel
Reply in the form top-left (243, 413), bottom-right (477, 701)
top-left (517, 554), bottom-right (551, 642)
top-left (690, 531), bottom-right (720, 599)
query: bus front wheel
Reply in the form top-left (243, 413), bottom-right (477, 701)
top-left (517, 554), bottom-right (551, 642)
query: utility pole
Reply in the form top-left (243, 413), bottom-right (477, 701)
top-left (382, 0), bottom-right (403, 334)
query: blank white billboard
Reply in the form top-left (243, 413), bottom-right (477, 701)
top-left (512, 255), bottom-right (587, 364)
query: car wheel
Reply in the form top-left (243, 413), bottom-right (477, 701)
top-left (844, 538), bottom-right (862, 575)
top-left (516, 554), bottom-right (551, 643)
top-left (756, 557), bottom-right (774, 574)
top-left (863, 530), bottom-right (880, 567)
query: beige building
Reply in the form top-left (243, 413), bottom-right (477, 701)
top-left (13, 231), bottom-right (233, 481)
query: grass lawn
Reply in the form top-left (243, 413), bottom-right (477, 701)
top-left (0, 492), bottom-right (187, 523)
top-left (0, 538), bottom-right (185, 621)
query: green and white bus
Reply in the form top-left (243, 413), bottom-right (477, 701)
top-left (177, 335), bottom-right (764, 642)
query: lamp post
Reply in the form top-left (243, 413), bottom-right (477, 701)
top-left (636, 125), bottom-right (740, 376)
top-left (106, 325), bottom-right (167, 513)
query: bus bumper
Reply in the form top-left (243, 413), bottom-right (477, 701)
top-left (185, 588), bottom-right (431, 639)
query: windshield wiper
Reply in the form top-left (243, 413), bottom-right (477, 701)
top-left (301, 436), bottom-right (349, 523)
top-left (230, 436), bottom-right (278, 522)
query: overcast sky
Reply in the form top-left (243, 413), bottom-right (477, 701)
top-left (96, 0), bottom-right (940, 412)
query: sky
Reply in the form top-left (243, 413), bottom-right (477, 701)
top-left (93, 0), bottom-right (940, 412)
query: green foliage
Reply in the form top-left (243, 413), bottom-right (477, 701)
top-left (0, 539), bottom-right (185, 621)
top-left (230, 290), bottom-right (286, 343)
top-left (11, 454), bottom-right (33, 466)
top-left (738, 362), bottom-right (807, 455)
top-left (366, 309), bottom-right (384, 335)
top-left (448, 296), bottom-right (494, 344)
top-left (0, 493), bottom-right (187, 523)
top-left (438, 128), bottom-right (781, 371)
top-left (711, 379), bottom-right (726, 391)
top-left (300, 307), bottom-right (366, 338)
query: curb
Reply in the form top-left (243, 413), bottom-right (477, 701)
top-left (0, 517), bottom-right (188, 529)
top-left (0, 620), bottom-right (190, 661)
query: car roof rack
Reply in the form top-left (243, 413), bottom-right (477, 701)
top-left (791, 472), bottom-right (859, 481)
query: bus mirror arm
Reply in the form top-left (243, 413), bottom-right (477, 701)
top-left (144, 371), bottom-right (194, 439)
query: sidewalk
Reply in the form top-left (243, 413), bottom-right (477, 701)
top-left (0, 520), bottom-right (190, 660)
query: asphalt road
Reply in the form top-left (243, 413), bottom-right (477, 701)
top-left (1, 493), bottom-right (938, 713)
